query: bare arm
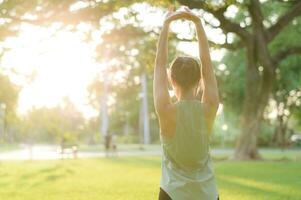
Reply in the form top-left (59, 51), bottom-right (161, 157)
top-left (154, 11), bottom-right (184, 115)
top-left (195, 21), bottom-right (219, 107)
top-left (184, 8), bottom-right (220, 133)
top-left (196, 21), bottom-right (219, 133)
top-left (154, 21), bottom-right (171, 115)
top-left (154, 11), bottom-right (187, 137)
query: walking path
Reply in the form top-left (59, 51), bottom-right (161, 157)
top-left (0, 144), bottom-right (299, 160)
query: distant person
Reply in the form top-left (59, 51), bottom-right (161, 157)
top-left (154, 7), bottom-right (220, 200)
top-left (111, 132), bottom-right (118, 156)
top-left (60, 137), bottom-right (66, 155)
top-left (104, 133), bottom-right (112, 157)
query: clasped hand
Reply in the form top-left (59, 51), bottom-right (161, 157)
top-left (164, 6), bottom-right (201, 25)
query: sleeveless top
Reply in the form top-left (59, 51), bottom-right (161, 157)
top-left (160, 100), bottom-right (218, 200)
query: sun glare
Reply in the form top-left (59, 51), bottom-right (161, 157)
top-left (2, 25), bottom-right (101, 118)
top-left (1, 6), bottom-right (224, 119)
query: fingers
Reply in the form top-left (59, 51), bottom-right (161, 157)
top-left (180, 7), bottom-right (199, 21)
top-left (165, 11), bottom-right (173, 18)
top-left (169, 5), bottom-right (175, 12)
top-left (164, 6), bottom-right (197, 24)
top-left (167, 11), bottom-right (183, 18)
top-left (165, 6), bottom-right (175, 18)
top-left (183, 6), bottom-right (190, 12)
top-left (182, 7), bottom-right (194, 16)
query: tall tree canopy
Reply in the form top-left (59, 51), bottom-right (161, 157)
top-left (1, 0), bottom-right (301, 159)
top-left (0, 73), bottom-right (19, 141)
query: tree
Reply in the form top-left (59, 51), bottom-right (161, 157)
top-left (2, 0), bottom-right (301, 159)
top-left (87, 24), bottom-right (160, 142)
top-left (21, 99), bottom-right (84, 144)
top-left (175, 0), bottom-right (301, 159)
top-left (0, 73), bottom-right (19, 142)
top-left (269, 54), bottom-right (301, 148)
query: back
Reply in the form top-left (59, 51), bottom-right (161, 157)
top-left (160, 100), bottom-right (218, 200)
top-left (164, 100), bottom-right (209, 170)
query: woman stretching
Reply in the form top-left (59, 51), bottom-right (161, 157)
top-left (154, 7), bottom-right (220, 200)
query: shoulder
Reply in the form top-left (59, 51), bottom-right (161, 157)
top-left (202, 102), bottom-right (219, 134)
top-left (156, 102), bottom-right (177, 119)
top-left (202, 101), bottom-right (219, 115)
top-left (157, 103), bottom-right (177, 138)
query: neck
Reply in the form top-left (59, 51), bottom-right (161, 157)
top-left (178, 89), bottom-right (196, 101)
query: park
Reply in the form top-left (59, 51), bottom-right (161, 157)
top-left (0, 0), bottom-right (301, 199)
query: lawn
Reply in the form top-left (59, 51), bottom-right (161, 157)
top-left (0, 157), bottom-right (300, 200)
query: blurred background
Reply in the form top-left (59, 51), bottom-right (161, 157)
top-left (1, 1), bottom-right (301, 200)
top-left (0, 0), bottom-right (301, 161)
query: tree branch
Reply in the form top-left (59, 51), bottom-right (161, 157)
top-left (176, 0), bottom-right (250, 40)
top-left (274, 46), bottom-right (301, 64)
top-left (178, 36), bottom-right (243, 50)
top-left (268, 1), bottom-right (301, 42)
top-left (249, 0), bottom-right (265, 23)
top-left (209, 40), bottom-right (243, 50)
top-left (213, 10), bottom-right (250, 40)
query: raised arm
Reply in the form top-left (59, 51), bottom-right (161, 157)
top-left (196, 21), bottom-right (219, 106)
top-left (154, 17), bottom-right (171, 115)
top-left (153, 11), bottom-right (184, 115)
top-left (184, 8), bottom-right (220, 133)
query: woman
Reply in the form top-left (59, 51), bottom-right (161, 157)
top-left (154, 7), bottom-right (220, 200)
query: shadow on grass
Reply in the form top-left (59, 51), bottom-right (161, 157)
top-left (216, 161), bottom-right (301, 199)
top-left (29, 173), bottom-right (66, 188)
top-left (45, 174), bottom-right (65, 181)
top-left (218, 176), bottom-right (298, 200)
top-left (14, 163), bottom-right (74, 188)
top-left (0, 173), bottom-right (8, 178)
top-left (100, 157), bottom-right (161, 168)
top-left (20, 165), bottom-right (60, 180)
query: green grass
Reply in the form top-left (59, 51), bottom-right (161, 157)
top-left (0, 157), bottom-right (300, 200)
top-left (211, 149), bottom-right (301, 161)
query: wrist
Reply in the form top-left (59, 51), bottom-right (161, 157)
top-left (194, 18), bottom-right (202, 25)
top-left (163, 20), bottom-right (171, 28)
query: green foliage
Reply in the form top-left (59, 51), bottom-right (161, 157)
top-left (257, 121), bottom-right (275, 147)
top-left (19, 99), bottom-right (84, 144)
top-left (218, 49), bottom-right (246, 115)
top-left (0, 74), bottom-right (19, 113)
top-left (0, 0), bottom-right (301, 148)
top-left (212, 111), bottom-right (241, 147)
top-left (0, 73), bottom-right (19, 142)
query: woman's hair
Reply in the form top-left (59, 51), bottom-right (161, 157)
top-left (170, 56), bottom-right (201, 90)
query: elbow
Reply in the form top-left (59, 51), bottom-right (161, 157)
top-left (154, 100), bottom-right (167, 115)
top-left (154, 97), bottom-right (165, 114)
top-left (207, 93), bottom-right (220, 109)
top-left (214, 93), bottom-right (220, 105)
top-left (203, 85), bottom-right (219, 108)
top-left (211, 99), bottom-right (220, 110)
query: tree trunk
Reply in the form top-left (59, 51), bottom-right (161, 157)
top-left (234, 66), bottom-right (274, 159)
top-left (234, 82), bottom-right (274, 159)
top-left (234, 35), bottom-right (275, 159)
top-left (235, 113), bottom-right (261, 159)
top-left (234, 82), bottom-right (263, 159)
top-left (233, 0), bottom-right (278, 158)
top-left (234, 40), bottom-right (259, 159)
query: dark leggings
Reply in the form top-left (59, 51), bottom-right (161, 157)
top-left (158, 188), bottom-right (172, 200)
top-left (159, 188), bottom-right (219, 200)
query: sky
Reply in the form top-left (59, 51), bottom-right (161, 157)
top-left (1, 3), bottom-right (225, 118)
top-left (2, 24), bottom-right (102, 118)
